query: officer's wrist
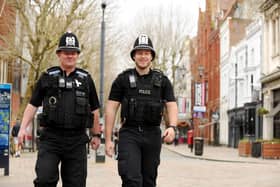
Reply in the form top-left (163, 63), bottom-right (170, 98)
top-left (90, 132), bottom-right (101, 138)
top-left (167, 125), bottom-right (177, 132)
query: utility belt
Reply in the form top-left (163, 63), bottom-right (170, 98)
top-left (122, 122), bottom-right (160, 127)
top-left (121, 123), bottom-right (160, 132)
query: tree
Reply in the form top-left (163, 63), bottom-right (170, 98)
top-left (117, 1), bottom-right (195, 88)
top-left (0, 0), bottom-right (116, 118)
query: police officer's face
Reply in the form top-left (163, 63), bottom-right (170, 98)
top-left (134, 49), bottom-right (152, 70)
top-left (57, 51), bottom-right (79, 69)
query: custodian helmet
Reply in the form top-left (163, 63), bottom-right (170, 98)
top-left (130, 34), bottom-right (156, 61)
top-left (56, 32), bottom-right (81, 53)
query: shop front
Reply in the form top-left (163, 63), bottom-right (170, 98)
top-left (227, 101), bottom-right (261, 148)
top-left (261, 72), bottom-right (280, 140)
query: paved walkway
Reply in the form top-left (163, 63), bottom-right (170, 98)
top-left (163, 143), bottom-right (280, 164)
top-left (1, 144), bottom-right (280, 187)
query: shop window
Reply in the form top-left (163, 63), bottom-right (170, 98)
top-left (273, 89), bottom-right (280, 138)
top-left (245, 108), bottom-right (255, 136)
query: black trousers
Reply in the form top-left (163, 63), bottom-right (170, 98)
top-left (33, 129), bottom-right (89, 187)
top-left (118, 126), bottom-right (162, 187)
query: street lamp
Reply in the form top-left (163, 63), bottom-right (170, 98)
top-left (233, 62), bottom-right (244, 148)
top-left (95, 0), bottom-right (107, 164)
top-left (234, 63), bottom-right (238, 148)
top-left (99, 0), bottom-right (106, 119)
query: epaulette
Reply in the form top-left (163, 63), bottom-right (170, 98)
top-left (76, 68), bottom-right (89, 78)
top-left (120, 68), bottom-right (136, 88)
top-left (46, 66), bottom-right (61, 76)
top-left (151, 68), bottom-right (163, 87)
top-left (151, 68), bottom-right (163, 74)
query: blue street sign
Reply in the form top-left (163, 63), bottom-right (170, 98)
top-left (0, 83), bottom-right (11, 176)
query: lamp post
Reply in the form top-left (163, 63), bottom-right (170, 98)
top-left (95, 0), bottom-right (107, 163)
top-left (197, 65), bottom-right (205, 136)
top-left (233, 62), bottom-right (244, 148)
top-left (234, 62), bottom-right (238, 148)
top-left (99, 0), bottom-right (106, 119)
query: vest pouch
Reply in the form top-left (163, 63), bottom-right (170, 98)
top-left (121, 98), bottom-right (129, 121)
top-left (76, 97), bottom-right (87, 115)
top-left (128, 98), bottom-right (136, 119)
top-left (143, 102), bottom-right (163, 125)
top-left (49, 105), bottom-right (59, 124)
top-left (42, 96), bottom-right (60, 126)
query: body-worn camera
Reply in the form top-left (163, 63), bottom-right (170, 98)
top-left (59, 77), bottom-right (73, 89)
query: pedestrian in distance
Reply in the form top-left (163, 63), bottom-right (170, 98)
top-left (17, 31), bottom-right (101, 187)
top-left (11, 118), bottom-right (21, 157)
top-left (105, 33), bottom-right (178, 187)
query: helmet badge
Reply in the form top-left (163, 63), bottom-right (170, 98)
top-left (65, 36), bottom-right (76, 47)
top-left (138, 34), bottom-right (149, 45)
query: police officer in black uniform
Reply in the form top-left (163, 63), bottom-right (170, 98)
top-left (18, 32), bottom-right (101, 187)
top-left (105, 34), bottom-right (178, 187)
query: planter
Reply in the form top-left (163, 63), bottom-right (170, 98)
top-left (262, 143), bottom-right (280, 159)
top-left (257, 107), bottom-right (269, 116)
top-left (238, 141), bottom-right (251, 157)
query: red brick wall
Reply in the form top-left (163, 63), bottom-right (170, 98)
top-left (1, 2), bottom-right (20, 121)
top-left (0, 1), bottom-right (16, 46)
top-left (192, 0), bottom-right (220, 143)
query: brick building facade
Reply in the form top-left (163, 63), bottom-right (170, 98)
top-left (191, 0), bottom-right (221, 144)
top-left (0, 1), bottom-right (21, 122)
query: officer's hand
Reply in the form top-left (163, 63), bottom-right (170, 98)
top-left (105, 141), bottom-right (114, 157)
top-left (17, 128), bottom-right (26, 147)
top-left (163, 127), bottom-right (175, 143)
top-left (91, 137), bottom-right (100, 150)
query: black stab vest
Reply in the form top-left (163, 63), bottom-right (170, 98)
top-left (40, 66), bottom-right (93, 129)
top-left (120, 69), bottom-right (164, 126)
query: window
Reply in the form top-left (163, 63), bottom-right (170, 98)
top-left (250, 48), bottom-right (254, 67)
top-left (272, 18), bottom-right (279, 56)
top-left (245, 108), bottom-right (256, 135)
top-left (273, 89), bottom-right (280, 138)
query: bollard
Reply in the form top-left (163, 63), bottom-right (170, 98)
top-left (194, 137), bottom-right (204, 156)
top-left (187, 130), bottom-right (194, 152)
top-left (95, 133), bottom-right (105, 163)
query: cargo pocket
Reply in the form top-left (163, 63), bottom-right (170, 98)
top-left (76, 97), bottom-right (87, 114)
top-left (118, 152), bottom-right (129, 176)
